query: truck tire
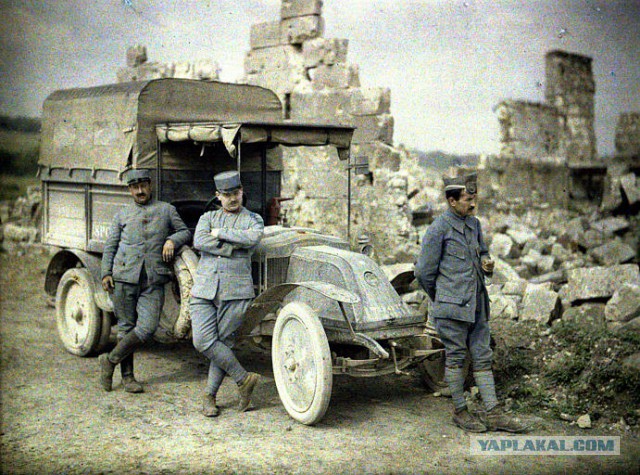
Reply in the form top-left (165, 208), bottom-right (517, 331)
top-left (55, 268), bottom-right (103, 356)
top-left (272, 302), bottom-right (332, 425)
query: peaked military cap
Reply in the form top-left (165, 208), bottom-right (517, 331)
top-left (214, 170), bottom-right (242, 192)
top-left (126, 169), bottom-right (151, 186)
top-left (443, 172), bottom-right (477, 194)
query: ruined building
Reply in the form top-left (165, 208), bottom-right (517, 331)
top-left (243, 0), bottom-right (416, 264)
top-left (488, 50), bottom-right (640, 211)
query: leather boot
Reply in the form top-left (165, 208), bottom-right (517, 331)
top-left (483, 405), bottom-right (530, 433)
top-left (202, 394), bottom-right (220, 417)
top-left (121, 354), bottom-right (144, 394)
top-left (237, 372), bottom-right (260, 412)
top-left (98, 353), bottom-right (116, 392)
top-left (109, 331), bottom-right (143, 364)
top-left (453, 408), bottom-right (487, 433)
top-left (99, 331), bottom-right (143, 392)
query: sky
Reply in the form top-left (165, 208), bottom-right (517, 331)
top-left (1, 0), bottom-right (638, 156)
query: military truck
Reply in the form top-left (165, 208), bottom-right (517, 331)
top-left (40, 78), bottom-right (443, 425)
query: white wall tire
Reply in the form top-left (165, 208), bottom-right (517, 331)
top-left (272, 302), bottom-right (333, 425)
top-left (55, 268), bottom-right (102, 356)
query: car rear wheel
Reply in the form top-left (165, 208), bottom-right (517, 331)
top-left (272, 301), bottom-right (332, 425)
top-left (55, 268), bottom-right (103, 356)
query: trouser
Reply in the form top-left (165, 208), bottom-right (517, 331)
top-left (435, 285), bottom-right (498, 411)
top-left (190, 295), bottom-right (252, 396)
top-left (434, 286), bottom-right (492, 371)
top-left (113, 268), bottom-right (165, 343)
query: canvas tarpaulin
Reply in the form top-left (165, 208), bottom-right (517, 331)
top-left (155, 123), bottom-right (354, 160)
top-left (38, 79), bottom-right (283, 174)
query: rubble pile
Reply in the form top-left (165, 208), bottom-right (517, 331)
top-left (116, 45), bottom-right (220, 82)
top-left (0, 186), bottom-right (42, 254)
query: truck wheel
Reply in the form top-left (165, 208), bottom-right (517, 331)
top-left (272, 302), bottom-right (332, 425)
top-left (172, 249), bottom-right (197, 339)
top-left (95, 311), bottom-right (114, 353)
top-left (55, 268), bottom-right (102, 356)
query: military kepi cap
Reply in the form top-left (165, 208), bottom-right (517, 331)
top-left (214, 171), bottom-right (242, 192)
top-left (443, 172), bottom-right (477, 194)
top-left (126, 169), bottom-right (151, 186)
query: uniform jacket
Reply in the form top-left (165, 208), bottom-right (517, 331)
top-left (101, 199), bottom-right (191, 286)
top-left (415, 208), bottom-right (490, 323)
top-left (191, 207), bottom-right (264, 301)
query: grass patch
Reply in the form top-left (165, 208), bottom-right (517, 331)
top-left (493, 319), bottom-right (640, 424)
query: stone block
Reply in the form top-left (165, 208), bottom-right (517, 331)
top-left (348, 87), bottom-right (391, 116)
top-left (126, 45), bottom-right (147, 67)
top-left (302, 38), bottom-right (349, 67)
top-left (244, 45), bottom-right (304, 74)
top-left (520, 283), bottom-right (561, 324)
top-left (250, 21), bottom-right (283, 49)
top-left (588, 239), bottom-right (636, 266)
top-left (590, 216), bottom-right (629, 234)
top-left (605, 283), bottom-right (640, 322)
top-left (620, 172), bottom-right (640, 205)
top-left (491, 294), bottom-right (519, 320)
top-left (246, 66), bottom-right (307, 96)
top-left (489, 233), bottom-right (514, 259)
top-left (309, 63), bottom-right (360, 90)
top-left (351, 142), bottom-right (401, 172)
top-left (561, 264), bottom-right (640, 304)
top-left (281, 0), bottom-right (323, 19)
top-left (281, 15), bottom-right (324, 45)
top-left (506, 225), bottom-right (537, 246)
top-left (492, 257), bottom-right (521, 285)
top-left (352, 114), bottom-right (394, 145)
top-left (577, 229), bottom-right (608, 250)
top-left (502, 278), bottom-right (528, 296)
top-left (290, 89), bottom-right (353, 123)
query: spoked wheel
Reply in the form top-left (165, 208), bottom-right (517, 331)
top-left (55, 268), bottom-right (103, 356)
top-left (272, 302), bottom-right (332, 425)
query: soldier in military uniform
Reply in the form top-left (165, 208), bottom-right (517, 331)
top-left (415, 172), bottom-right (528, 433)
top-left (99, 169), bottom-right (191, 393)
top-left (190, 171), bottom-right (264, 417)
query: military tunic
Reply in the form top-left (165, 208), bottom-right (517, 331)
top-left (190, 206), bottom-right (264, 394)
top-left (415, 208), bottom-right (493, 370)
top-left (101, 199), bottom-right (191, 341)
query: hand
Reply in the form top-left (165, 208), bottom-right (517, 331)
top-left (481, 257), bottom-right (495, 275)
top-left (210, 228), bottom-right (220, 239)
top-left (102, 276), bottom-right (114, 293)
top-left (162, 240), bottom-right (175, 262)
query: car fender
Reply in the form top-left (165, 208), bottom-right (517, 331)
top-left (45, 249), bottom-right (113, 312)
top-left (237, 281), bottom-right (360, 338)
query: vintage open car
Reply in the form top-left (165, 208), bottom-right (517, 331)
top-left (40, 78), bottom-right (445, 425)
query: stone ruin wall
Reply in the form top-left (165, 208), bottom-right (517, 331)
top-left (487, 50), bottom-right (639, 214)
top-left (116, 44), bottom-right (221, 82)
top-left (241, 0), bottom-right (422, 264)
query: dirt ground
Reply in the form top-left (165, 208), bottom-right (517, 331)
top-left (1, 249), bottom-right (638, 475)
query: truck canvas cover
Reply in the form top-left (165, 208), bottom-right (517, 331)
top-left (38, 79), bottom-right (283, 173)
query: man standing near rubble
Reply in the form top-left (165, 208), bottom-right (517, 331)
top-left (190, 171), bottom-right (264, 417)
top-left (415, 172), bottom-right (528, 433)
top-left (99, 169), bottom-right (191, 393)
